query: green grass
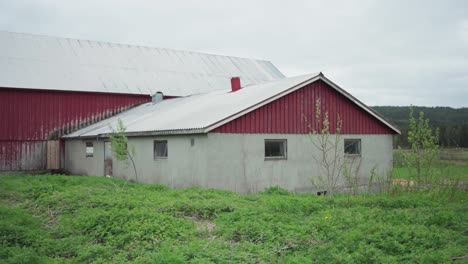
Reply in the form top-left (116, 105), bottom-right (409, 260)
top-left (1, 175), bottom-right (467, 263)
top-left (393, 148), bottom-right (468, 182)
top-left (393, 162), bottom-right (468, 181)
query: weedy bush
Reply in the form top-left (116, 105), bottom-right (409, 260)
top-left (0, 175), bottom-right (466, 263)
top-left (260, 185), bottom-right (290, 195)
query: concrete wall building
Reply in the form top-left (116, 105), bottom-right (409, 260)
top-left (1, 31), bottom-right (399, 193)
top-left (0, 31), bottom-right (283, 172)
top-left (65, 73), bottom-right (400, 193)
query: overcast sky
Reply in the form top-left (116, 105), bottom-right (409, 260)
top-left (1, 0), bottom-right (467, 107)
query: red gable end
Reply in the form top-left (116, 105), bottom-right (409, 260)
top-left (212, 80), bottom-right (394, 134)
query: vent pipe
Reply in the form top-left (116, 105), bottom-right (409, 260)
top-left (231, 77), bottom-right (241, 92)
top-left (152, 92), bottom-right (163, 104)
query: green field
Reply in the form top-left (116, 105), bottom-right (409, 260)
top-left (394, 163), bottom-right (468, 182)
top-left (1, 175), bottom-right (467, 263)
top-left (393, 149), bottom-right (468, 185)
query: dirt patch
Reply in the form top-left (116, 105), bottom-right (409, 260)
top-left (190, 217), bottom-right (216, 234)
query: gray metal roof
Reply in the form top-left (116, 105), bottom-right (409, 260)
top-left (65, 73), bottom-right (401, 138)
top-left (0, 31), bottom-right (284, 95)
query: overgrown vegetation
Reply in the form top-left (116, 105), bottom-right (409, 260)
top-left (1, 175), bottom-right (466, 263)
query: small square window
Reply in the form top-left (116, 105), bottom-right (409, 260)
top-left (154, 140), bottom-right (168, 159)
top-left (265, 139), bottom-right (287, 160)
top-left (86, 142), bottom-right (94, 157)
top-left (344, 139), bottom-right (361, 156)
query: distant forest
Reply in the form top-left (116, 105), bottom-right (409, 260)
top-left (372, 106), bottom-right (468, 148)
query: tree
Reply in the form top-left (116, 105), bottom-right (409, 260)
top-left (401, 106), bottom-right (439, 185)
top-left (307, 97), bottom-right (361, 196)
top-left (109, 118), bottom-right (138, 181)
top-left (307, 98), bottom-right (395, 196)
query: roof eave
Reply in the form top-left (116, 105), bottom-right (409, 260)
top-left (124, 129), bottom-right (206, 137)
top-left (63, 128), bottom-right (207, 139)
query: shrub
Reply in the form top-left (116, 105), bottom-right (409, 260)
top-left (261, 186), bottom-right (290, 195)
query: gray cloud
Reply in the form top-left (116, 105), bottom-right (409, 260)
top-left (1, 0), bottom-right (467, 107)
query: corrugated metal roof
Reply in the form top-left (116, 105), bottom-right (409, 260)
top-left (0, 31), bottom-right (284, 96)
top-left (64, 73), bottom-right (400, 138)
top-left (65, 73), bottom-right (320, 138)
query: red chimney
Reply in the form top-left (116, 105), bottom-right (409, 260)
top-left (231, 77), bottom-right (241, 92)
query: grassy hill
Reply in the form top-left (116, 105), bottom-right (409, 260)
top-left (372, 106), bottom-right (468, 148)
top-left (1, 175), bottom-right (467, 263)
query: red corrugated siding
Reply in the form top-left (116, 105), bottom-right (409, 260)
top-left (0, 88), bottom-right (150, 140)
top-left (0, 88), bottom-right (150, 171)
top-left (213, 80), bottom-right (394, 134)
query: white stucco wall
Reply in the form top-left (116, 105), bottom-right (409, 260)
top-left (65, 133), bottom-right (393, 193)
top-left (65, 139), bottom-right (105, 177)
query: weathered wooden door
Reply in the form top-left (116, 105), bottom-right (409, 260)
top-left (104, 141), bottom-right (113, 176)
top-left (46, 140), bottom-right (60, 170)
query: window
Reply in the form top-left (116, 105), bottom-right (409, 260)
top-left (265, 139), bottom-right (287, 160)
top-left (86, 142), bottom-right (94, 157)
top-left (154, 140), bottom-right (168, 159)
top-left (344, 139), bottom-right (361, 156)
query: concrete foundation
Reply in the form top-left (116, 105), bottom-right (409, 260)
top-left (65, 133), bottom-right (393, 193)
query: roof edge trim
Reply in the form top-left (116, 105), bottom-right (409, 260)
top-left (319, 76), bottom-right (401, 134)
top-left (63, 128), bottom-right (206, 139)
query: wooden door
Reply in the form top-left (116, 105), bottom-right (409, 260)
top-left (46, 140), bottom-right (60, 170)
top-left (104, 141), bottom-right (113, 176)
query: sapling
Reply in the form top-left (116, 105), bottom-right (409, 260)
top-left (109, 118), bottom-right (138, 182)
top-left (306, 97), bottom-right (345, 196)
top-left (400, 106), bottom-right (439, 187)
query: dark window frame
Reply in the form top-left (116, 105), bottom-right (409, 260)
top-left (85, 142), bottom-right (94, 157)
top-left (154, 140), bottom-right (168, 160)
top-left (264, 139), bottom-right (287, 160)
top-left (344, 139), bottom-right (361, 156)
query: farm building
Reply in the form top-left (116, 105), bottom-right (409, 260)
top-left (0, 31), bottom-right (283, 172)
top-left (65, 73), bottom-right (400, 193)
top-left (0, 31), bottom-right (400, 193)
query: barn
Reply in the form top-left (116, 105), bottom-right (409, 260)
top-left (64, 73), bottom-right (400, 193)
top-left (0, 31), bottom-right (283, 173)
